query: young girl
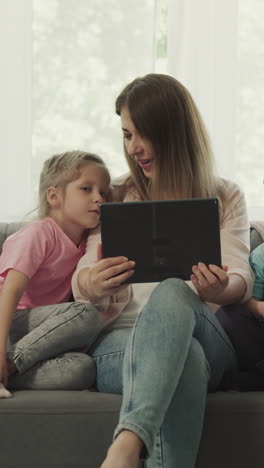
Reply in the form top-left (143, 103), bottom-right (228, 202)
top-left (216, 227), bottom-right (264, 389)
top-left (71, 74), bottom-right (254, 468)
top-left (0, 150), bottom-right (112, 398)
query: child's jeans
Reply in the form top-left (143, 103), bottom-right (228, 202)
top-left (7, 302), bottom-right (101, 390)
top-left (216, 303), bottom-right (264, 369)
top-left (216, 303), bottom-right (264, 390)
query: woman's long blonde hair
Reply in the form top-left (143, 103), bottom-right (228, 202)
top-left (38, 150), bottom-right (110, 218)
top-left (115, 73), bottom-right (226, 201)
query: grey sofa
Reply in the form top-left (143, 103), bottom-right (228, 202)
top-left (0, 222), bottom-right (263, 468)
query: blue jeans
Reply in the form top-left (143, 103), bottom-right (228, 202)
top-left (91, 278), bottom-right (238, 468)
top-left (7, 302), bottom-right (101, 390)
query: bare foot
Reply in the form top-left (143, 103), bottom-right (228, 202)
top-left (0, 383), bottom-right (13, 398)
top-left (100, 430), bottom-right (143, 468)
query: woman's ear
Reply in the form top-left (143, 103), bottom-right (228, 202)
top-left (46, 186), bottom-right (62, 209)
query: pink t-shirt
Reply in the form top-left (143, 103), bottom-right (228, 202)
top-left (0, 217), bottom-right (86, 309)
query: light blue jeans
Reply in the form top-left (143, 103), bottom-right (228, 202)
top-left (90, 278), bottom-right (238, 468)
top-left (7, 302), bottom-right (101, 390)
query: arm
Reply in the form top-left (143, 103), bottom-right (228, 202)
top-left (0, 270), bottom-right (28, 384)
top-left (191, 181), bottom-right (254, 305)
top-left (243, 243), bottom-right (264, 318)
top-left (77, 243), bottom-right (135, 304)
top-left (71, 230), bottom-right (134, 322)
top-left (191, 263), bottom-right (247, 304)
top-left (71, 184), bottom-right (140, 307)
top-left (244, 296), bottom-right (264, 318)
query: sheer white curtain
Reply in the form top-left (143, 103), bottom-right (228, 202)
top-left (32, 0), bottom-right (157, 184)
top-left (167, 0), bottom-right (263, 218)
top-left (1, 0), bottom-right (157, 221)
top-left (0, 1), bottom-right (33, 221)
top-left (236, 0), bottom-right (264, 218)
top-left (1, 0), bottom-right (263, 221)
top-left (167, 0), bottom-right (238, 179)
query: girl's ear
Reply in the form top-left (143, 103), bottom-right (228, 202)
top-left (46, 186), bottom-right (62, 208)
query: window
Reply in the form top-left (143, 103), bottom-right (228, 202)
top-left (32, 0), bottom-right (162, 201)
top-left (235, 0), bottom-right (264, 217)
top-left (1, 0), bottom-right (263, 220)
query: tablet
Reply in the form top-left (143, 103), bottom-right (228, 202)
top-left (100, 198), bottom-right (221, 283)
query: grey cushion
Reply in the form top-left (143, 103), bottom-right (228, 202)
top-left (0, 390), bottom-right (120, 468)
top-left (250, 227), bottom-right (263, 252)
top-left (1, 390), bottom-right (264, 468)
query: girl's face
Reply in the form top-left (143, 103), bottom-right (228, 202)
top-left (49, 162), bottom-right (109, 243)
top-left (120, 106), bottom-right (156, 179)
top-left (62, 163), bottom-right (109, 227)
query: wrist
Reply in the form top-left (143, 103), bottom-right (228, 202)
top-left (256, 301), bottom-right (264, 317)
top-left (84, 282), bottom-right (101, 304)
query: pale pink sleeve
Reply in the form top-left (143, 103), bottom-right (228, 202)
top-left (220, 181), bottom-right (254, 303)
top-left (71, 227), bottom-right (103, 302)
top-left (71, 227), bottom-right (130, 321)
top-left (71, 179), bottom-right (137, 309)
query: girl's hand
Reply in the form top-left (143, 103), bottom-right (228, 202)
top-left (0, 353), bottom-right (8, 387)
top-left (190, 262), bottom-right (229, 302)
top-left (84, 244), bottom-right (135, 303)
top-left (244, 297), bottom-right (264, 320)
top-left (254, 301), bottom-right (264, 319)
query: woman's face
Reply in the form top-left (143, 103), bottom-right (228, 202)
top-left (120, 106), bottom-right (155, 179)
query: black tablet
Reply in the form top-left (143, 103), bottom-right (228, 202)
top-left (100, 198), bottom-right (221, 283)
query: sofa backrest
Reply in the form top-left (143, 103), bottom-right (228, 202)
top-left (250, 228), bottom-right (263, 252)
top-left (0, 222), bottom-right (263, 255)
top-left (0, 222), bottom-right (260, 318)
top-left (0, 222), bottom-right (25, 253)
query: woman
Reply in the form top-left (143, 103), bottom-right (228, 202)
top-left (71, 74), bottom-right (253, 468)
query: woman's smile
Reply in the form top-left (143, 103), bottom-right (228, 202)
top-left (137, 159), bottom-right (153, 172)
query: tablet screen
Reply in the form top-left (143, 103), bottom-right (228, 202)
top-left (100, 198), bottom-right (221, 283)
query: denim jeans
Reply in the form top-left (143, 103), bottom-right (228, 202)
top-left (216, 303), bottom-right (264, 369)
top-left (91, 278), bottom-right (238, 468)
top-left (7, 302), bottom-right (101, 390)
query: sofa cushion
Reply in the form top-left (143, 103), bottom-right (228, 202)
top-left (0, 390), bottom-right (121, 468)
top-left (1, 390), bottom-right (264, 468)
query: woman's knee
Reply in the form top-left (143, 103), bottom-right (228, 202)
top-left (143, 278), bottom-right (202, 327)
top-left (151, 278), bottom-right (200, 306)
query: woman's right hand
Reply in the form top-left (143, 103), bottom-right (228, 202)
top-left (83, 244), bottom-right (135, 303)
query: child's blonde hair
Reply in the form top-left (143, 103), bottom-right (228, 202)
top-left (38, 150), bottom-right (110, 218)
